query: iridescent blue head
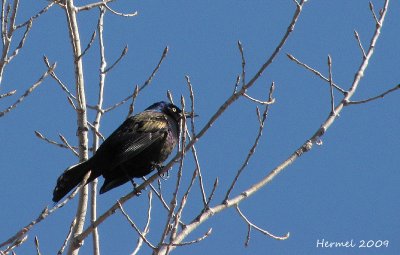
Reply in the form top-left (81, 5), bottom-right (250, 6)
top-left (146, 101), bottom-right (192, 122)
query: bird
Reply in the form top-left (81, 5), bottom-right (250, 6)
top-left (52, 101), bottom-right (192, 203)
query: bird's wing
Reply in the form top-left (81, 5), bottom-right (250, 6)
top-left (95, 112), bottom-right (169, 168)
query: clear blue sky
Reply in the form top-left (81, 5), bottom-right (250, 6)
top-left (1, 1), bottom-right (399, 254)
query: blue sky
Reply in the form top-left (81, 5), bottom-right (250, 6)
top-left (1, 1), bottom-right (399, 254)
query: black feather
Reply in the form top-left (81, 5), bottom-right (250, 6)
top-left (52, 101), bottom-right (191, 202)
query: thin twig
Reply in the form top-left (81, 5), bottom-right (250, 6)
top-left (59, 134), bottom-right (79, 157)
top-left (117, 202), bottom-right (155, 249)
top-left (148, 180), bottom-right (168, 209)
top-left (354, 30), bottom-right (366, 59)
top-left (126, 85), bottom-right (139, 118)
top-left (238, 40), bottom-right (246, 88)
top-left (78, 30), bottom-right (96, 59)
top-left (369, 1), bottom-right (380, 25)
top-left (162, 97), bottom-right (187, 254)
top-left (0, 64), bottom-right (55, 117)
top-left (76, 0), bottom-right (115, 12)
top-left (57, 218), bottom-right (77, 255)
top-left (131, 191), bottom-right (153, 255)
top-left (286, 53), bottom-right (346, 93)
top-left (43, 56), bottom-right (76, 101)
top-left (236, 205), bottom-right (289, 241)
top-left (1, 0), bottom-right (8, 46)
top-left (104, 46), bottom-right (168, 113)
top-left (103, 2), bottom-right (137, 17)
top-left (1, 235), bottom-right (27, 255)
top-left (243, 92), bottom-right (275, 105)
top-left (327, 55), bottom-right (336, 115)
top-left (0, 207), bottom-right (48, 249)
top-left (186, 130), bottom-right (207, 206)
top-left (0, 89), bottom-right (16, 98)
top-left (15, 1), bottom-right (54, 28)
top-left (145, 178), bottom-right (185, 227)
top-left (167, 90), bottom-right (174, 104)
top-left (345, 83), bottom-right (400, 105)
top-left (205, 178), bottom-right (218, 208)
top-left (224, 82), bottom-right (275, 202)
top-left (7, 18), bottom-right (32, 63)
top-left (140, 46), bottom-right (168, 90)
top-left (34, 236), bottom-right (41, 255)
top-left (103, 45), bottom-right (127, 73)
top-left (245, 224), bottom-right (251, 246)
top-left (34, 131), bottom-right (78, 155)
top-left (162, 229), bottom-right (212, 247)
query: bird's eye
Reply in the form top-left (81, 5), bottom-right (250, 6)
top-left (172, 107), bottom-right (177, 112)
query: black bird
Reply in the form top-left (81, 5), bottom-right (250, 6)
top-left (52, 101), bottom-right (191, 203)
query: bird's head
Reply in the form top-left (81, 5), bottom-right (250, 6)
top-left (146, 101), bottom-right (196, 122)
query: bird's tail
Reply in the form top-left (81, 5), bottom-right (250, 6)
top-left (52, 160), bottom-right (93, 203)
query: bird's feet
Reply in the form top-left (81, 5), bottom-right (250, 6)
top-left (154, 163), bottom-right (169, 180)
top-left (128, 178), bottom-right (141, 196)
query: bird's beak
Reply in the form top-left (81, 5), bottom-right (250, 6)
top-left (182, 111), bottom-right (198, 119)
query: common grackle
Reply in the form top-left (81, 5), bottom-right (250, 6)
top-left (52, 101), bottom-right (192, 203)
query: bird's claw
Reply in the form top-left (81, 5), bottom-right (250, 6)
top-left (155, 164), bottom-right (169, 180)
top-left (134, 186), bottom-right (142, 196)
top-left (129, 178), bottom-right (141, 196)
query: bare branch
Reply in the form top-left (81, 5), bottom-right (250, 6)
top-left (327, 55), bottom-right (336, 115)
top-left (140, 46), bottom-right (168, 90)
top-left (0, 89), bottom-right (16, 98)
top-left (59, 134), bottom-right (79, 156)
top-left (67, 96), bottom-right (77, 110)
top-left (132, 191), bottom-right (153, 255)
top-left (57, 218), bottom-right (76, 255)
top-left (43, 56), bottom-right (76, 101)
top-left (117, 201), bottom-right (155, 249)
top-left (286, 53), bottom-right (346, 93)
top-left (232, 75), bottom-right (241, 94)
top-left (162, 97), bottom-right (187, 254)
top-left (167, 90), bottom-right (174, 104)
top-left (1, 235), bottom-right (27, 255)
top-left (0, 173), bottom-right (90, 251)
top-left (76, 0), bottom-right (115, 12)
top-left (205, 177), bottom-right (218, 208)
top-left (369, 1), bottom-right (380, 25)
top-left (34, 131), bottom-right (77, 155)
top-left (103, 2), bottom-right (137, 17)
top-left (245, 224), bottom-right (251, 246)
top-left (64, 0), bottom-right (91, 252)
top-left (78, 30), bottom-right (96, 59)
top-left (237, 40), bottom-right (246, 87)
top-left (0, 64), bottom-right (55, 118)
top-left (345, 83), bottom-right (400, 105)
top-left (0, 207), bottom-right (47, 249)
top-left (186, 130), bottom-right (207, 207)
top-left (7, 18), bottom-right (32, 63)
top-left (104, 46), bottom-right (168, 112)
top-left (87, 121), bottom-right (105, 141)
top-left (224, 82), bottom-right (275, 202)
top-left (15, 1), bottom-right (54, 29)
top-left (34, 236), bottom-right (41, 255)
top-left (354, 30), bottom-right (366, 59)
top-left (126, 85), bottom-right (139, 117)
top-left (243, 92), bottom-right (275, 105)
top-left (1, 0), bottom-right (7, 46)
top-left (103, 45), bottom-right (128, 73)
top-left (164, 228), bottom-right (212, 247)
top-left (7, 0), bottom-right (19, 40)
top-left (236, 205), bottom-right (289, 242)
